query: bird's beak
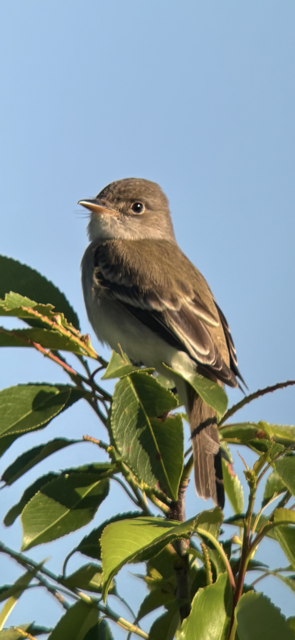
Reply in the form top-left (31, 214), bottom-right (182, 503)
top-left (78, 199), bottom-right (116, 215)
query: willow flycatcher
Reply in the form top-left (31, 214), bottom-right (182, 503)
top-left (80, 178), bottom-right (243, 508)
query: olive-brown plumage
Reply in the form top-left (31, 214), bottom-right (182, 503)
top-left (80, 178), bottom-right (243, 508)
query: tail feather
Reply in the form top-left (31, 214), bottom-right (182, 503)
top-left (187, 388), bottom-right (224, 509)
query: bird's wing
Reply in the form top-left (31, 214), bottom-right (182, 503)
top-left (214, 301), bottom-right (246, 387)
top-left (93, 241), bottom-right (238, 387)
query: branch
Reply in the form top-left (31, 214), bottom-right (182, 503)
top-left (219, 379), bottom-right (295, 426)
top-left (14, 629), bottom-right (38, 640)
top-left (0, 543), bottom-right (149, 639)
top-left (34, 575), bottom-right (69, 610)
top-left (167, 475), bottom-right (191, 621)
top-left (228, 474), bottom-right (257, 636)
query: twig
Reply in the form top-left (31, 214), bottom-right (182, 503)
top-left (97, 602), bottom-right (149, 638)
top-left (14, 628), bottom-right (38, 640)
top-left (78, 357), bottom-right (111, 401)
top-left (250, 571), bottom-right (270, 588)
top-left (83, 435), bottom-right (110, 450)
top-left (0, 543), bottom-right (149, 639)
top-left (145, 489), bottom-right (171, 514)
top-left (85, 396), bottom-right (108, 427)
top-left (112, 476), bottom-right (145, 508)
top-left (167, 476), bottom-right (191, 621)
top-left (228, 477), bottom-right (256, 636)
top-left (219, 379), bottom-right (295, 426)
top-left (31, 341), bottom-right (79, 375)
top-left (250, 568), bottom-right (294, 589)
top-left (21, 306), bottom-right (99, 360)
top-left (34, 574), bottom-right (69, 610)
top-left (251, 493), bottom-right (283, 536)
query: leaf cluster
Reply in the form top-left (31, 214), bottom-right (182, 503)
top-left (0, 256), bottom-right (295, 639)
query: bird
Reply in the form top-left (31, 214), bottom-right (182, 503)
top-left (79, 178), bottom-right (243, 508)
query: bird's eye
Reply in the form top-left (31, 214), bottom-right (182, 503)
top-left (131, 202), bottom-right (144, 214)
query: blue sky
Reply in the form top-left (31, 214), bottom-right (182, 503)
top-left (1, 2), bottom-right (295, 636)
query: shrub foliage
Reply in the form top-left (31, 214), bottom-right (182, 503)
top-left (0, 256), bottom-right (295, 639)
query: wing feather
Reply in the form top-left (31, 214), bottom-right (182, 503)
top-left (93, 242), bottom-right (240, 387)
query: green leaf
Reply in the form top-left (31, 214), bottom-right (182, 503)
top-left (148, 414), bottom-right (183, 498)
top-left (0, 386), bottom-right (85, 456)
top-left (222, 459), bottom-right (244, 514)
top-left (49, 601), bottom-right (98, 640)
top-left (274, 526), bottom-right (295, 569)
top-left (191, 532), bottom-right (230, 580)
top-left (21, 473), bottom-right (110, 550)
top-left (2, 438), bottom-right (79, 485)
top-left (0, 293), bottom-right (65, 328)
top-left (63, 387), bottom-right (88, 410)
top-left (178, 573), bottom-right (232, 640)
top-left (101, 516), bottom-right (193, 598)
top-left (0, 578), bottom-right (45, 605)
top-left (190, 567), bottom-right (208, 597)
top-left (61, 564), bottom-right (113, 594)
top-left (0, 291), bottom-right (97, 358)
top-left (84, 620), bottom-right (114, 640)
top-left (102, 349), bottom-right (153, 379)
top-left (0, 395), bottom-right (85, 459)
top-left (220, 422), bottom-right (261, 443)
top-left (231, 558), bottom-right (268, 576)
top-left (225, 511), bottom-right (295, 565)
top-left (156, 374), bottom-right (176, 390)
top-left (147, 545), bottom-right (179, 582)
top-left (136, 589), bottom-right (176, 622)
top-left (0, 327), bottom-right (90, 356)
top-left (273, 508), bottom-right (295, 525)
top-left (220, 421), bottom-right (295, 446)
top-left (288, 617), bottom-right (295, 633)
top-left (149, 608), bottom-right (180, 640)
top-left (76, 512), bottom-right (142, 561)
top-left (0, 384), bottom-right (71, 438)
top-left (0, 569), bottom-right (39, 630)
top-left (263, 471), bottom-right (287, 507)
top-left (274, 458), bottom-right (295, 496)
top-left (113, 371), bottom-right (178, 416)
top-left (205, 545), bottom-right (226, 578)
top-left (0, 293), bottom-right (97, 360)
top-left (62, 463), bottom-right (116, 479)
top-left (0, 586), bottom-right (24, 605)
top-left (0, 436), bottom-right (20, 458)
top-left (260, 421), bottom-right (295, 445)
top-left (195, 507), bottom-right (224, 538)
top-left (0, 624), bottom-right (50, 639)
top-left (101, 509), bottom-right (222, 598)
top-left (163, 363), bottom-right (228, 418)
top-left (235, 591), bottom-right (294, 640)
top-left (254, 444), bottom-right (285, 477)
top-left (111, 372), bottom-right (183, 499)
top-left (4, 472), bottom-right (58, 526)
top-left (0, 256), bottom-right (80, 329)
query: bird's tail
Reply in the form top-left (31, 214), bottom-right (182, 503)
top-left (187, 387), bottom-right (224, 509)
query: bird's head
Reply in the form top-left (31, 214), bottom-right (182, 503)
top-left (78, 178), bottom-right (176, 242)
